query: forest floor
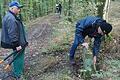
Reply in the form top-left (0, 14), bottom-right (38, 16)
top-left (0, 0), bottom-right (120, 80)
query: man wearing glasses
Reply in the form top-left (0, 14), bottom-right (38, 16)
top-left (69, 16), bottom-right (112, 66)
top-left (1, 1), bottom-right (28, 79)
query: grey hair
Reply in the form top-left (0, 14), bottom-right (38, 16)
top-left (9, 6), bottom-right (18, 10)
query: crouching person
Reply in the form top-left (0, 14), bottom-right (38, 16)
top-left (69, 16), bottom-right (112, 66)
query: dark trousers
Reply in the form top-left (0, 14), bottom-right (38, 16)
top-left (70, 35), bottom-right (81, 60)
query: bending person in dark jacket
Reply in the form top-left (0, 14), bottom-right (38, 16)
top-left (69, 16), bottom-right (112, 65)
top-left (1, 1), bottom-right (28, 79)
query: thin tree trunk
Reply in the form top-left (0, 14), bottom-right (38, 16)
top-left (41, 0), bottom-right (44, 16)
top-left (68, 0), bottom-right (73, 22)
top-left (33, 1), bottom-right (37, 18)
top-left (0, 3), bottom-right (2, 28)
top-left (46, 1), bottom-right (48, 15)
top-left (103, 0), bottom-right (111, 21)
top-left (38, 1), bottom-right (41, 17)
top-left (95, 0), bottom-right (106, 18)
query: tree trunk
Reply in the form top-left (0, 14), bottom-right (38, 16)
top-left (33, 1), bottom-right (37, 18)
top-left (0, 4), bottom-right (2, 28)
top-left (95, 0), bottom-right (106, 18)
top-left (68, 0), bottom-right (73, 22)
top-left (103, 0), bottom-right (111, 21)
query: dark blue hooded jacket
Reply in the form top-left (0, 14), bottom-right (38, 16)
top-left (76, 16), bottom-right (104, 56)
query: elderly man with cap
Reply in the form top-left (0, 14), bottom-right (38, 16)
top-left (1, 1), bottom-right (28, 79)
top-left (69, 16), bottom-right (112, 66)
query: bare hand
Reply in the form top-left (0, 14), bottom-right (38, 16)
top-left (93, 56), bottom-right (96, 65)
top-left (16, 46), bottom-right (22, 51)
top-left (81, 42), bottom-right (89, 49)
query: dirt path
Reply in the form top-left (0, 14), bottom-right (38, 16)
top-left (24, 14), bottom-right (73, 80)
top-left (0, 14), bottom-right (61, 79)
top-left (24, 16), bottom-right (84, 80)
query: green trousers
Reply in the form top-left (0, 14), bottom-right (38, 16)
top-left (13, 49), bottom-right (25, 77)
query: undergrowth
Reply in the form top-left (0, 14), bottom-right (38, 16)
top-left (42, 19), bottom-right (74, 53)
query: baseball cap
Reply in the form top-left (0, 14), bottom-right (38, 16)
top-left (9, 1), bottom-right (23, 8)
